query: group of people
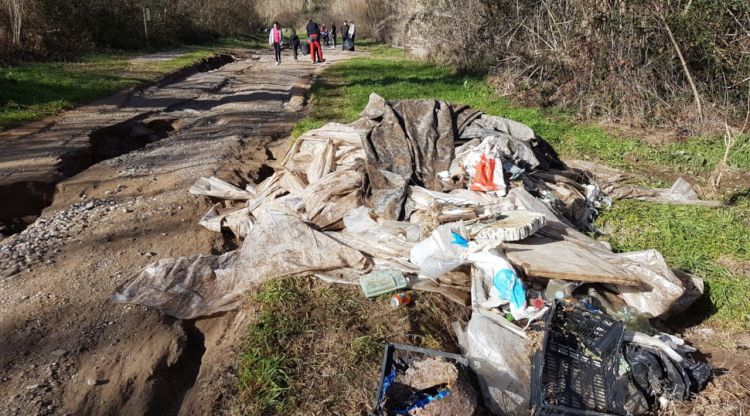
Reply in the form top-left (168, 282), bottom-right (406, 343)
top-left (267, 18), bottom-right (357, 65)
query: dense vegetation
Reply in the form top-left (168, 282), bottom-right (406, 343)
top-left (266, 0), bottom-right (750, 128)
top-left (0, 0), bottom-right (258, 61)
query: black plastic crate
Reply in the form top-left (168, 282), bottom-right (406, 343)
top-left (372, 343), bottom-right (469, 415)
top-left (531, 301), bottom-right (626, 416)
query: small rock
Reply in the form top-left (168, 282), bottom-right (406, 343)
top-left (26, 383), bottom-right (40, 390)
top-left (50, 349), bottom-right (67, 357)
top-left (696, 327), bottom-right (715, 336)
top-left (85, 378), bottom-right (97, 386)
top-left (123, 207), bottom-right (133, 213)
top-left (84, 202), bottom-right (95, 210)
top-left (144, 252), bottom-right (156, 258)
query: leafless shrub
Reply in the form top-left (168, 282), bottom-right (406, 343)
top-left (379, 0), bottom-right (750, 129)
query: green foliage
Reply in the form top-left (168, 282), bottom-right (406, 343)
top-left (597, 199), bottom-right (750, 328)
top-left (237, 279), bottom-right (306, 415)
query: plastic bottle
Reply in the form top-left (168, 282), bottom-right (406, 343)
top-left (543, 280), bottom-right (578, 302)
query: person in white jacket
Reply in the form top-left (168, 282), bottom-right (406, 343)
top-left (348, 21), bottom-right (356, 50)
top-left (268, 22), bottom-right (283, 65)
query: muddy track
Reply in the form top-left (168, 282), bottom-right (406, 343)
top-left (0, 49), bottom-right (355, 416)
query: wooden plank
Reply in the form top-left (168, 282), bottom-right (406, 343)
top-left (505, 236), bottom-right (640, 286)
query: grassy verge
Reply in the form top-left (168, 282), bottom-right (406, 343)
top-left (0, 36), bottom-right (265, 131)
top-left (596, 197), bottom-right (750, 327)
top-left (293, 46), bottom-right (750, 329)
top-left (233, 277), bottom-right (467, 415)
top-left (294, 48), bottom-right (750, 174)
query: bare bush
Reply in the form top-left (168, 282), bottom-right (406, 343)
top-left (376, 0), bottom-right (750, 129)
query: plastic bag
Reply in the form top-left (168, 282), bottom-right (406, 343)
top-left (467, 250), bottom-right (527, 320)
top-left (410, 222), bottom-right (468, 278)
top-left (467, 153), bottom-right (506, 193)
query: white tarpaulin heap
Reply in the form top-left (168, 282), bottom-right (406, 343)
top-left (113, 93), bottom-right (707, 326)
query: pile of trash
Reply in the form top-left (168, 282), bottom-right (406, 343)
top-left (113, 93), bottom-right (713, 415)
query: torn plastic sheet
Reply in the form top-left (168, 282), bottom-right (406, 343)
top-left (189, 176), bottom-right (254, 200)
top-left (302, 169), bottom-right (363, 230)
top-left (606, 249), bottom-right (689, 317)
top-left (566, 161), bottom-right (720, 207)
top-left (112, 251), bottom-right (240, 320)
top-left (452, 313), bottom-right (531, 415)
top-left (198, 204), bottom-right (252, 239)
top-left (114, 209), bottom-right (370, 319)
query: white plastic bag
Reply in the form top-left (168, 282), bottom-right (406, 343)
top-left (410, 222), bottom-right (469, 278)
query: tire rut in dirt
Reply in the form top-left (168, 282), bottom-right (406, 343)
top-left (145, 320), bottom-right (206, 416)
top-left (0, 117), bottom-right (177, 237)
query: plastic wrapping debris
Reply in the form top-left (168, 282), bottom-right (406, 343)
top-left (467, 250), bottom-right (527, 320)
top-left (358, 94), bottom-right (485, 219)
top-left (409, 222), bottom-right (469, 279)
top-left (605, 249), bottom-right (687, 317)
top-left (114, 209), bottom-right (370, 318)
top-left (453, 313), bottom-right (531, 415)
top-left (112, 251), bottom-right (240, 320)
top-left (302, 169), bottom-right (363, 229)
top-left (624, 343), bottom-right (711, 404)
top-left (566, 160), bottom-right (721, 207)
top-left (462, 138), bottom-right (509, 194)
top-left (198, 204), bottom-right (252, 239)
top-left (189, 176), bottom-right (254, 200)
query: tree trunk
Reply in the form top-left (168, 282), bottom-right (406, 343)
top-left (3, 0), bottom-right (25, 46)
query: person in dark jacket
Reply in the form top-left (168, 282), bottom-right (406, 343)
top-left (306, 18), bottom-right (324, 63)
top-left (290, 28), bottom-right (301, 61)
top-left (331, 23), bottom-right (337, 48)
top-left (341, 21), bottom-right (349, 50)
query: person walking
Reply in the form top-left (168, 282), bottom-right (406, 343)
top-left (341, 21), bottom-right (349, 50)
top-left (268, 21), bottom-right (283, 65)
top-left (290, 28), bottom-right (301, 61)
top-left (331, 23), bottom-right (337, 48)
top-left (348, 21), bottom-right (356, 51)
top-left (321, 24), bottom-right (329, 47)
top-left (306, 18), bottom-right (324, 64)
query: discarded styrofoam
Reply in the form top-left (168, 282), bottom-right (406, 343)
top-left (470, 211), bottom-right (546, 243)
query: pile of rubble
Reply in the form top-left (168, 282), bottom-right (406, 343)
top-left (113, 94), bottom-right (713, 415)
top-left (0, 199), bottom-right (119, 278)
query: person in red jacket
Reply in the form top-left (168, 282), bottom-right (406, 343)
top-left (306, 18), bottom-right (324, 64)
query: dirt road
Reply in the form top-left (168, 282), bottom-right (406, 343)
top-left (0, 48), bottom-right (353, 416)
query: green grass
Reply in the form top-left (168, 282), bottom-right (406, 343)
top-left (237, 280), bottom-right (303, 415)
top-left (235, 276), bottom-right (467, 414)
top-left (0, 36), bottom-right (265, 131)
top-left (596, 198), bottom-right (750, 328)
top-left (294, 45), bottom-right (750, 328)
top-left (295, 48), bottom-right (750, 173)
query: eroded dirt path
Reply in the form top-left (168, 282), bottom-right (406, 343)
top-left (0, 48), bottom-right (354, 416)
